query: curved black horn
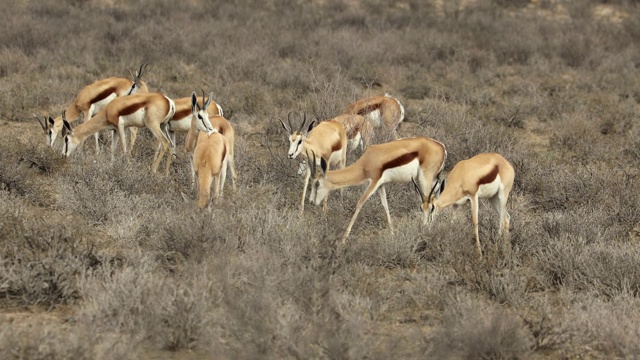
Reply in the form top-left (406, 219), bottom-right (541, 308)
top-left (412, 178), bottom-right (425, 201)
top-left (298, 111), bottom-right (307, 132)
top-left (286, 111), bottom-right (294, 132)
top-left (33, 114), bottom-right (46, 130)
top-left (426, 179), bottom-right (440, 202)
top-left (136, 63), bottom-right (149, 78)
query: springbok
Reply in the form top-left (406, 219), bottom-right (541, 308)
top-left (280, 112), bottom-right (347, 214)
top-left (332, 113), bottom-right (373, 153)
top-left (62, 92), bottom-right (183, 175)
top-left (414, 152), bottom-right (515, 257)
top-left (35, 63), bottom-right (149, 153)
top-left (343, 94), bottom-right (405, 140)
top-left (311, 136), bottom-right (447, 243)
top-left (164, 91), bottom-right (237, 191)
top-left (184, 101), bottom-right (229, 209)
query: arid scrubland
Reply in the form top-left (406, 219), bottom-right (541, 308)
top-left (0, 0), bottom-right (639, 358)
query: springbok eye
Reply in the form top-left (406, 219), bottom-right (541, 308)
top-left (198, 114), bottom-right (203, 120)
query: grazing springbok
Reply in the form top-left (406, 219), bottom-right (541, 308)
top-left (62, 92), bottom-right (181, 175)
top-left (343, 94), bottom-right (405, 140)
top-left (332, 113), bottom-right (373, 153)
top-left (414, 152), bottom-right (515, 257)
top-left (35, 63), bottom-right (149, 153)
top-left (280, 112), bottom-right (347, 214)
top-left (164, 91), bottom-right (237, 191)
top-left (184, 102), bottom-right (229, 209)
top-left (311, 136), bottom-right (447, 243)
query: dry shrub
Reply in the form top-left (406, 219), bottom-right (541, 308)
top-left (561, 294), bottom-right (640, 357)
top-left (535, 232), bottom-right (640, 297)
top-left (0, 191), bottom-right (95, 308)
top-left (0, 317), bottom-right (136, 360)
top-left (428, 294), bottom-right (533, 359)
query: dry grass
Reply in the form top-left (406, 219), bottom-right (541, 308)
top-left (0, 0), bottom-right (639, 358)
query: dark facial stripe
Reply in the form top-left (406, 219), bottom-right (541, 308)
top-left (478, 165), bottom-right (499, 185)
top-left (91, 87), bottom-right (118, 104)
top-left (382, 151), bottom-right (418, 172)
top-left (120, 101), bottom-right (146, 116)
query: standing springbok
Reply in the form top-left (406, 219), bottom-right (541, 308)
top-left (62, 92), bottom-right (181, 175)
top-left (414, 153), bottom-right (515, 257)
top-left (332, 113), bottom-right (373, 153)
top-left (311, 136), bottom-right (447, 243)
top-left (164, 91), bottom-right (237, 191)
top-left (184, 100), bottom-right (229, 209)
top-left (280, 112), bottom-right (347, 214)
top-left (35, 63), bottom-right (149, 153)
top-left (343, 94), bottom-right (405, 140)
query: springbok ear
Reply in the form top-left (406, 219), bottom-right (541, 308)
top-left (62, 119), bottom-right (73, 135)
top-left (305, 120), bottom-right (316, 134)
top-left (191, 91), bottom-right (199, 112)
top-left (439, 179), bottom-right (446, 195)
top-left (320, 156), bottom-right (328, 177)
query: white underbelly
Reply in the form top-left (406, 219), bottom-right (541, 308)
top-left (364, 109), bottom-right (383, 127)
top-left (328, 149), bottom-right (344, 167)
top-left (379, 158), bottom-right (419, 184)
top-left (477, 175), bottom-right (502, 199)
top-left (348, 133), bottom-right (362, 150)
top-left (169, 117), bottom-right (191, 132)
top-left (92, 94), bottom-right (117, 115)
top-left (121, 108), bottom-right (146, 128)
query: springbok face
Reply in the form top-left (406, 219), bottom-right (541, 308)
top-left (126, 63), bottom-right (150, 96)
top-left (279, 112), bottom-right (314, 160)
top-left (414, 178), bottom-right (445, 224)
top-left (34, 115), bottom-right (58, 147)
top-left (190, 91), bottom-right (215, 134)
top-left (311, 156), bottom-right (330, 205)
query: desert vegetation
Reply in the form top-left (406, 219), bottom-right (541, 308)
top-left (1, 0), bottom-right (639, 358)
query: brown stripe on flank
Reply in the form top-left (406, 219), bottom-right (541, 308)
top-left (382, 151), bottom-right (418, 172)
top-left (478, 165), bottom-right (499, 185)
top-left (91, 87), bottom-right (118, 104)
top-left (120, 101), bottom-right (146, 116)
top-left (331, 138), bottom-right (343, 152)
top-left (173, 107), bottom-right (192, 120)
top-left (346, 121), bottom-right (362, 139)
top-left (356, 102), bottom-right (382, 116)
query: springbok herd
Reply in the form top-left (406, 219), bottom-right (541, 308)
top-left (33, 64), bottom-right (515, 257)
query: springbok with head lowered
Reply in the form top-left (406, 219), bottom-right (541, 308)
top-left (184, 97), bottom-right (229, 209)
top-left (312, 136), bottom-right (447, 243)
top-left (62, 92), bottom-right (182, 175)
top-left (332, 113), bottom-right (373, 153)
top-left (280, 112), bottom-right (347, 214)
top-left (414, 152), bottom-right (515, 257)
top-left (165, 91), bottom-right (237, 191)
top-left (343, 94), bottom-right (405, 140)
top-left (34, 63), bottom-right (150, 153)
